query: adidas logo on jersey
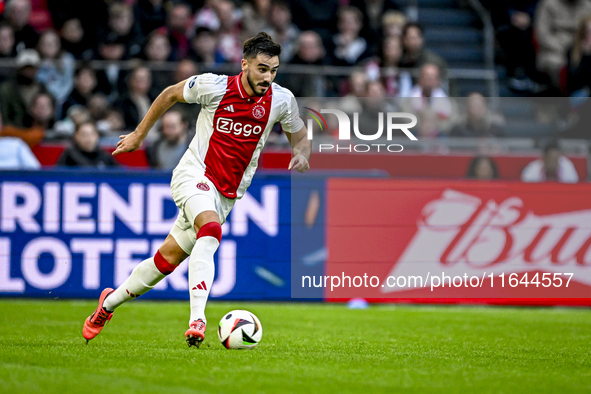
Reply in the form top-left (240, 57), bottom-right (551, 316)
top-left (224, 105), bottom-right (235, 113)
top-left (192, 281), bottom-right (208, 291)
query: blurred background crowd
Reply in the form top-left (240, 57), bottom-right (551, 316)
top-left (0, 0), bottom-right (589, 181)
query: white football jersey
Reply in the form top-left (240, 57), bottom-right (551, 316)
top-left (182, 72), bottom-right (304, 199)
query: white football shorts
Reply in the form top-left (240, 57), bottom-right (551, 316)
top-left (169, 150), bottom-right (235, 254)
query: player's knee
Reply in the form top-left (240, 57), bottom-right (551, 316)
top-left (193, 210), bottom-right (220, 234)
top-left (154, 249), bottom-right (178, 275)
top-left (196, 221), bottom-right (222, 243)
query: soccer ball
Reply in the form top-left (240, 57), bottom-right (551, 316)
top-left (218, 310), bottom-right (263, 349)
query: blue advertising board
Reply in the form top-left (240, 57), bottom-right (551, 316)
top-left (0, 169), bottom-right (294, 300)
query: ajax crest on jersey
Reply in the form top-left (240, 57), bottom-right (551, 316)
top-left (252, 105), bottom-right (265, 119)
top-left (218, 310), bottom-right (262, 349)
top-left (196, 181), bottom-right (210, 191)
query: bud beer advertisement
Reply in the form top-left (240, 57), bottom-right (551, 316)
top-left (325, 179), bottom-right (591, 304)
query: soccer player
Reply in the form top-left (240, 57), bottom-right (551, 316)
top-left (82, 32), bottom-right (310, 347)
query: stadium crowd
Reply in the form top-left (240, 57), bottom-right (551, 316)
top-left (0, 0), bottom-right (588, 173)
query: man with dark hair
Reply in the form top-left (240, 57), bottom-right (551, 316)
top-left (146, 109), bottom-right (192, 169)
top-left (399, 22), bottom-right (446, 71)
top-left (521, 140), bottom-right (579, 183)
top-left (330, 6), bottom-right (372, 66)
top-left (82, 32), bottom-right (310, 348)
top-left (62, 63), bottom-right (97, 117)
top-left (263, 0), bottom-right (300, 63)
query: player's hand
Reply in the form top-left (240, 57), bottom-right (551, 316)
top-left (112, 131), bottom-right (143, 156)
top-left (288, 154), bottom-right (309, 173)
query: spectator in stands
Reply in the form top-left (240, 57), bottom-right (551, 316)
top-left (26, 90), bottom-right (55, 130)
top-left (94, 35), bottom-right (128, 103)
top-left (101, 2), bottom-right (144, 59)
top-left (467, 156), bottom-right (499, 180)
top-left (59, 96), bottom-right (125, 137)
top-left (86, 93), bottom-right (112, 134)
top-left (521, 140), bottom-right (579, 182)
top-left (163, 1), bottom-right (193, 60)
top-left (416, 108), bottom-right (443, 139)
top-left (141, 31), bottom-right (174, 95)
top-left (340, 70), bottom-right (367, 113)
top-left (566, 16), bottom-right (591, 96)
top-left (399, 22), bottom-right (447, 72)
top-left (47, 0), bottom-right (108, 45)
top-left (143, 30), bottom-right (173, 62)
top-left (75, 93), bottom-right (123, 136)
top-left (146, 109), bottom-right (192, 169)
top-left (288, 0), bottom-right (338, 45)
top-left (367, 73), bottom-right (391, 109)
top-left (53, 105), bottom-right (92, 137)
top-left (26, 0), bottom-right (53, 32)
top-left (381, 10), bottom-right (406, 40)
top-left (0, 49), bottom-right (43, 128)
top-left (215, 0), bottom-right (243, 64)
top-left (350, 0), bottom-right (400, 43)
top-left (0, 111), bottom-right (40, 170)
top-left (36, 29), bottom-right (76, 117)
top-left (174, 59), bottom-right (199, 83)
top-left (331, 6), bottom-right (372, 66)
top-left (562, 96), bottom-right (591, 138)
top-left (57, 121), bottom-right (118, 168)
top-left (59, 18), bottom-right (94, 61)
top-left (288, 31), bottom-right (328, 96)
top-left (0, 22), bottom-right (16, 58)
top-left (534, 0), bottom-right (591, 90)
top-left (103, 108), bottom-right (126, 134)
top-left (1, 91), bottom-right (55, 148)
top-left (134, 0), bottom-right (167, 37)
top-left (0, 136), bottom-right (41, 169)
top-left (188, 27), bottom-right (220, 69)
top-left (5, 0), bottom-right (38, 51)
top-left (404, 63), bottom-right (452, 121)
top-left (242, 0), bottom-right (271, 39)
top-left (172, 59), bottom-right (200, 125)
top-left (365, 36), bottom-right (412, 97)
top-left (494, 0), bottom-right (540, 92)
top-left (349, 70), bottom-right (368, 97)
top-left (356, 81), bottom-right (395, 137)
top-left (115, 65), bottom-right (156, 134)
top-left (264, 0), bottom-right (300, 63)
top-left (451, 92), bottom-right (505, 137)
top-left (191, 0), bottom-right (221, 33)
top-left (62, 64), bottom-right (97, 119)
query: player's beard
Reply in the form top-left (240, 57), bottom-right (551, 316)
top-left (246, 72), bottom-right (269, 97)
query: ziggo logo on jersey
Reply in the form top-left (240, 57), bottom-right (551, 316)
top-left (217, 117), bottom-right (263, 136)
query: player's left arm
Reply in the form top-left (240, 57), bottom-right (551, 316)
top-left (286, 125), bottom-right (311, 173)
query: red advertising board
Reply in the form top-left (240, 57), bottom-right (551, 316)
top-left (325, 179), bottom-right (591, 305)
top-left (262, 151), bottom-right (588, 181)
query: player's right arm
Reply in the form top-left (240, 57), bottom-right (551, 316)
top-left (112, 79), bottom-right (188, 156)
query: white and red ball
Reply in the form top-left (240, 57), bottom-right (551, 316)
top-left (217, 310), bottom-right (263, 349)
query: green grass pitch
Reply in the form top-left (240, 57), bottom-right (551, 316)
top-left (1, 299), bottom-right (590, 393)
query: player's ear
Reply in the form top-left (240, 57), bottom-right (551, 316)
top-left (241, 58), bottom-right (248, 71)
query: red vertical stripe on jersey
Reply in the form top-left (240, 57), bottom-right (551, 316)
top-left (205, 74), bottom-right (272, 198)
